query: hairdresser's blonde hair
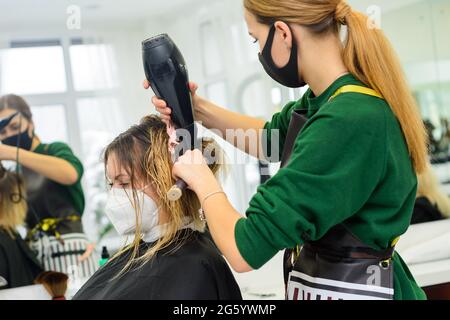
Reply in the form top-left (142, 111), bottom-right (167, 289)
top-left (417, 164), bottom-right (450, 218)
top-left (104, 115), bottom-right (224, 277)
top-left (244, 0), bottom-right (428, 174)
top-left (0, 166), bottom-right (27, 238)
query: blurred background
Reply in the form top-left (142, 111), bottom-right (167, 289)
top-left (0, 0), bottom-right (449, 299)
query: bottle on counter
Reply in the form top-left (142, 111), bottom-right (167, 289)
top-left (99, 246), bottom-right (110, 267)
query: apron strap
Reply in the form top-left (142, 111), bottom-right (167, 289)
top-left (329, 85), bottom-right (383, 101)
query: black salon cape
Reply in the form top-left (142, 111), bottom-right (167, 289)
top-left (411, 196), bottom-right (445, 224)
top-left (73, 229), bottom-right (242, 300)
top-left (0, 228), bottom-right (43, 289)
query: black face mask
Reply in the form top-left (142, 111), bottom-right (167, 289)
top-left (0, 112), bottom-right (34, 150)
top-left (258, 24), bottom-right (306, 88)
top-left (1, 127), bottom-right (34, 150)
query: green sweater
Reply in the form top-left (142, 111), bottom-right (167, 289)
top-left (234, 74), bottom-right (426, 300)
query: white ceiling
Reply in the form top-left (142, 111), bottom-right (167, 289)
top-left (0, 0), bottom-right (428, 29)
top-left (348, 0), bottom-right (426, 13)
top-left (0, 0), bottom-right (215, 28)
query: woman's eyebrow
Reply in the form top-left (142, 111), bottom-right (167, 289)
top-left (114, 174), bottom-right (130, 181)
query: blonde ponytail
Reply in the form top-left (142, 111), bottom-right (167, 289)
top-left (244, 0), bottom-right (428, 174)
top-left (341, 4), bottom-right (428, 173)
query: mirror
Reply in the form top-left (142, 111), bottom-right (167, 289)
top-left (349, 0), bottom-right (450, 225)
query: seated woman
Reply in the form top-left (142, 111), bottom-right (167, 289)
top-left (0, 164), bottom-right (43, 289)
top-left (412, 163), bottom-right (450, 224)
top-left (73, 115), bottom-right (242, 300)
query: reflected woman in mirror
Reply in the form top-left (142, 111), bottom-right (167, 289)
top-left (413, 163), bottom-right (450, 224)
top-left (0, 94), bottom-right (97, 278)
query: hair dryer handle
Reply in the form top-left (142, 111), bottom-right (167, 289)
top-left (167, 179), bottom-right (188, 201)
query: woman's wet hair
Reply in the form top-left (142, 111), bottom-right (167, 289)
top-left (103, 115), bottom-right (224, 277)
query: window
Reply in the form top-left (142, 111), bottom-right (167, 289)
top-left (30, 105), bottom-right (68, 142)
top-left (0, 36), bottom-right (125, 243)
top-left (200, 21), bottom-right (224, 76)
top-left (70, 39), bottom-right (124, 241)
top-left (271, 87), bottom-right (282, 106)
top-left (70, 43), bottom-right (119, 92)
top-left (241, 78), bottom-right (267, 118)
top-left (205, 81), bottom-right (228, 107)
top-left (76, 97), bottom-right (125, 240)
top-left (230, 21), bottom-right (259, 65)
top-left (76, 97), bottom-right (123, 158)
top-left (0, 43), bottom-right (67, 95)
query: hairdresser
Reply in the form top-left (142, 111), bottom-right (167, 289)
top-left (0, 94), bottom-right (97, 278)
top-left (145, 0), bottom-right (428, 300)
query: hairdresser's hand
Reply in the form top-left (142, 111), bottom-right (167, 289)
top-left (172, 149), bottom-right (221, 195)
top-left (78, 242), bottom-right (96, 263)
top-left (143, 80), bottom-right (201, 125)
top-left (0, 144), bottom-right (16, 161)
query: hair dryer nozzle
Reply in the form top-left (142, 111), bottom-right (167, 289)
top-left (142, 34), bottom-right (171, 51)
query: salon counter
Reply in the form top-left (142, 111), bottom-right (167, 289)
top-left (396, 219), bottom-right (450, 299)
top-left (407, 259), bottom-right (450, 288)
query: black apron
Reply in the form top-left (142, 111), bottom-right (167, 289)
top-left (22, 145), bottom-right (83, 237)
top-left (19, 146), bottom-right (97, 278)
top-left (280, 109), bottom-right (395, 300)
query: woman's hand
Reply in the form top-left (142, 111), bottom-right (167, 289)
top-left (172, 149), bottom-right (221, 195)
top-left (78, 243), bottom-right (96, 263)
top-left (0, 144), bottom-right (16, 161)
top-left (173, 150), bottom-right (252, 274)
top-left (143, 80), bottom-right (201, 125)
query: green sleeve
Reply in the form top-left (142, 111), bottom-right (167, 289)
top-left (262, 99), bottom-right (303, 162)
top-left (235, 97), bottom-right (387, 269)
top-left (47, 142), bottom-right (84, 184)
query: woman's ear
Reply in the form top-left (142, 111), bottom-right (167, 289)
top-left (274, 21), bottom-right (294, 49)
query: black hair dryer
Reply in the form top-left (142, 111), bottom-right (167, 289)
top-left (142, 34), bottom-right (197, 202)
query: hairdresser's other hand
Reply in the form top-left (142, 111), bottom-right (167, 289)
top-left (143, 80), bottom-right (200, 125)
top-left (172, 149), bottom-right (220, 194)
top-left (0, 144), bottom-right (16, 161)
top-left (78, 242), bottom-right (96, 263)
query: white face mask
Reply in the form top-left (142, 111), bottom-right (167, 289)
top-left (104, 186), bottom-right (160, 236)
